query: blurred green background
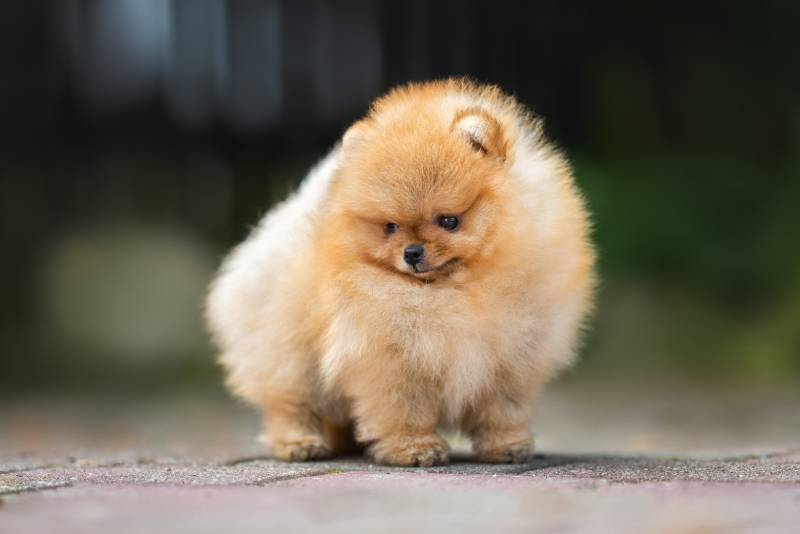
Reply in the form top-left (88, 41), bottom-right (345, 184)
top-left (1, 1), bottom-right (799, 395)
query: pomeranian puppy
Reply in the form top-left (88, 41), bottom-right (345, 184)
top-left (206, 79), bottom-right (595, 466)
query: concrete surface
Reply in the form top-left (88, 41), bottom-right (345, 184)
top-left (1, 383), bottom-right (799, 533)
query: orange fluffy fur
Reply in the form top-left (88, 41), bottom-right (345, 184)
top-left (206, 79), bottom-right (595, 466)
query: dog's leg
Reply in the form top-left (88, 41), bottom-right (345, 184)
top-left (262, 395), bottom-right (332, 462)
top-left (351, 379), bottom-right (449, 467)
top-left (463, 393), bottom-right (535, 464)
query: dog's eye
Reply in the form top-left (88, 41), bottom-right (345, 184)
top-left (385, 222), bottom-right (398, 234)
top-left (437, 215), bottom-right (460, 231)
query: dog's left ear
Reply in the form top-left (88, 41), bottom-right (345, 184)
top-left (452, 109), bottom-right (506, 161)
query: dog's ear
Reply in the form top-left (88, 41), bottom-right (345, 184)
top-left (452, 109), bottom-right (506, 161)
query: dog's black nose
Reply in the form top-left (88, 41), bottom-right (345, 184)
top-left (403, 244), bottom-right (425, 266)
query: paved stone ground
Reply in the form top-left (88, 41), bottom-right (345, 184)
top-left (1, 383), bottom-right (799, 533)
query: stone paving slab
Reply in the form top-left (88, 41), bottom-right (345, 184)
top-left (2, 471), bottom-right (800, 534)
top-left (0, 455), bottom-right (558, 496)
top-left (3, 451), bottom-right (800, 496)
top-left (523, 454), bottom-right (800, 484)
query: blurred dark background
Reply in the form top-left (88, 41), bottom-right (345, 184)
top-left (2, 0), bottom-right (799, 395)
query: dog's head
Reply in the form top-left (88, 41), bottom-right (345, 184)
top-left (326, 84), bottom-right (516, 283)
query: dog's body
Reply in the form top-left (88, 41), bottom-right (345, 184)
top-left (207, 80), bottom-right (595, 466)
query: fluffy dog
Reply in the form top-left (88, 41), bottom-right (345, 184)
top-left (206, 79), bottom-right (595, 466)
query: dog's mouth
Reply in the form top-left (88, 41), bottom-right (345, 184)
top-left (409, 258), bottom-right (461, 278)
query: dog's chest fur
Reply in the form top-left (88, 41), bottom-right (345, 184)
top-left (320, 282), bottom-right (510, 421)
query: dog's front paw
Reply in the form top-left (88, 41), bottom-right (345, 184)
top-left (370, 434), bottom-right (450, 467)
top-left (271, 436), bottom-right (332, 462)
top-left (475, 439), bottom-right (532, 464)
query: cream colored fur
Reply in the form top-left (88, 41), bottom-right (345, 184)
top-left (206, 79), bottom-right (595, 466)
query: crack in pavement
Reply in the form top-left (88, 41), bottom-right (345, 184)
top-left (0, 481), bottom-right (73, 496)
